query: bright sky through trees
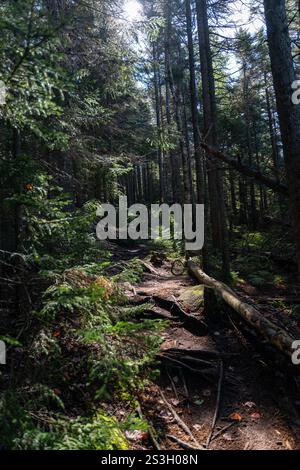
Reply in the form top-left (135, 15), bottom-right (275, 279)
top-left (122, 0), bottom-right (263, 75)
top-left (123, 0), bottom-right (263, 33)
top-left (123, 0), bottom-right (142, 21)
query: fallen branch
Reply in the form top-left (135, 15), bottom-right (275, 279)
top-left (180, 369), bottom-right (189, 400)
top-left (205, 361), bottom-right (224, 449)
top-left (140, 261), bottom-right (166, 277)
top-left (158, 354), bottom-right (217, 382)
top-left (164, 352), bottom-right (214, 368)
top-left (166, 434), bottom-right (203, 451)
top-left (136, 403), bottom-right (161, 451)
top-left (200, 142), bottom-right (288, 196)
top-left (159, 390), bottom-right (204, 449)
top-left (167, 370), bottom-right (179, 401)
top-left (227, 313), bottom-right (249, 350)
top-left (163, 347), bottom-right (234, 359)
top-left (211, 421), bottom-right (236, 442)
top-left (188, 261), bottom-right (296, 359)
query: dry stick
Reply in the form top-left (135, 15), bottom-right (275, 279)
top-left (140, 260), bottom-right (159, 275)
top-left (211, 421), bottom-right (236, 442)
top-left (131, 285), bottom-right (137, 296)
top-left (163, 351), bottom-right (217, 372)
top-left (136, 403), bottom-right (161, 451)
top-left (178, 354), bottom-right (215, 368)
top-left (158, 354), bottom-right (216, 382)
top-left (140, 261), bottom-right (170, 280)
top-left (167, 369), bottom-right (179, 401)
top-left (162, 350), bottom-right (214, 367)
top-left (180, 369), bottom-right (189, 399)
top-left (166, 434), bottom-right (203, 451)
top-left (227, 313), bottom-right (249, 350)
top-left (179, 369), bottom-right (190, 412)
top-left (159, 390), bottom-right (204, 449)
top-left (165, 347), bottom-right (233, 359)
top-left (206, 360), bottom-right (224, 449)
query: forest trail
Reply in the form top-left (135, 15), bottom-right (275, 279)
top-left (3, 0), bottom-right (300, 454)
top-left (111, 243), bottom-right (300, 451)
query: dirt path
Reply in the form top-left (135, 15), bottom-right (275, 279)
top-left (109, 243), bottom-right (300, 450)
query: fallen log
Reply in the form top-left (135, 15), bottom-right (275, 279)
top-left (188, 261), bottom-right (296, 359)
top-left (200, 142), bottom-right (288, 197)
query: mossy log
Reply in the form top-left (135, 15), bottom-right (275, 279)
top-left (188, 261), bottom-right (296, 359)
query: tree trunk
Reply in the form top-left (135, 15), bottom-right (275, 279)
top-left (264, 0), bottom-right (300, 276)
top-left (164, 1), bottom-right (183, 203)
top-left (167, 46), bottom-right (192, 205)
top-left (152, 41), bottom-right (164, 203)
top-left (196, 0), bottom-right (230, 278)
top-left (243, 64), bottom-right (257, 230)
top-left (265, 72), bottom-right (280, 181)
top-left (185, 0), bottom-right (205, 205)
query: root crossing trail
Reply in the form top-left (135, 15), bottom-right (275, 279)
top-left (111, 243), bottom-right (300, 451)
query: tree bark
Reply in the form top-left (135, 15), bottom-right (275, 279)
top-left (164, 0), bottom-right (182, 204)
top-left (152, 41), bottom-right (164, 203)
top-left (264, 0), bottom-right (300, 276)
top-left (185, 0), bottom-right (205, 205)
top-left (196, 0), bottom-right (230, 278)
top-left (188, 261), bottom-right (297, 360)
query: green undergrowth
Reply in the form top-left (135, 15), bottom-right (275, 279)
top-left (113, 258), bottom-right (146, 284)
top-left (148, 236), bottom-right (184, 259)
top-left (230, 228), bottom-right (292, 288)
top-left (0, 186), bottom-right (166, 450)
top-left (0, 259), bottom-right (165, 449)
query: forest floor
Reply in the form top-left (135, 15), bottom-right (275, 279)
top-left (110, 242), bottom-right (300, 451)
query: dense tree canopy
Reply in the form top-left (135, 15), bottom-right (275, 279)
top-left (1, 0), bottom-right (300, 452)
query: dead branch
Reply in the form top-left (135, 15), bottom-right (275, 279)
top-left (166, 434), bottom-right (203, 450)
top-left (159, 390), bottom-right (204, 449)
top-left (206, 361), bottom-right (224, 449)
top-left (200, 142), bottom-right (288, 196)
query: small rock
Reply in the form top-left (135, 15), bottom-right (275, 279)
top-left (243, 401), bottom-right (256, 409)
top-left (193, 424), bottom-right (202, 431)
